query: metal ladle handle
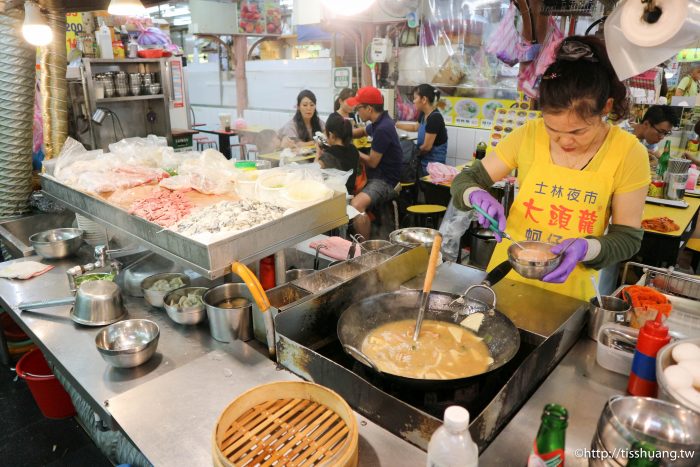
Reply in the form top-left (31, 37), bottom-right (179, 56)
top-left (342, 344), bottom-right (379, 373)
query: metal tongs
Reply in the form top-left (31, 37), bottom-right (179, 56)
top-left (413, 233), bottom-right (443, 342)
top-left (472, 205), bottom-right (526, 250)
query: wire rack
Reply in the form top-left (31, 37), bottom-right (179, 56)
top-left (622, 261), bottom-right (700, 301)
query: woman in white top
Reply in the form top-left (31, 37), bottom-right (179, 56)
top-left (278, 90), bottom-right (325, 148)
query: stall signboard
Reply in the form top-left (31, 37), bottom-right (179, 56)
top-left (333, 67), bottom-right (352, 89)
top-left (66, 12), bottom-right (84, 54)
top-left (238, 0), bottom-right (282, 35)
top-left (170, 59), bottom-right (185, 108)
top-left (438, 96), bottom-right (523, 129)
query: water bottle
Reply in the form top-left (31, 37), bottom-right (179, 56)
top-left (427, 406), bottom-right (478, 467)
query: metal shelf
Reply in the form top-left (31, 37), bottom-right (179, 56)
top-left (96, 94), bottom-right (165, 103)
top-left (85, 58), bottom-right (165, 64)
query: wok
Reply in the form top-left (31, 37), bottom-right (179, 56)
top-left (337, 262), bottom-right (520, 385)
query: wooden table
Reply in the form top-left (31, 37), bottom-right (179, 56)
top-left (637, 196), bottom-right (700, 267)
top-left (257, 148), bottom-right (316, 166)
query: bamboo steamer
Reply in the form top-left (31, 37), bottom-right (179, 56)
top-left (213, 381), bottom-right (359, 467)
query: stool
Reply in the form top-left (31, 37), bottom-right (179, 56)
top-left (196, 139), bottom-right (218, 151)
top-left (687, 238), bottom-right (700, 273)
top-left (403, 204), bottom-right (447, 229)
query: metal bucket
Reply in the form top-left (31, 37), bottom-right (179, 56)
top-left (469, 228), bottom-right (496, 269)
top-left (203, 283), bottom-right (253, 343)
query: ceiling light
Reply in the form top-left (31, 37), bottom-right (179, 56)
top-left (321, 0), bottom-right (376, 16)
top-left (108, 0), bottom-right (147, 16)
top-left (22, 1), bottom-right (52, 46)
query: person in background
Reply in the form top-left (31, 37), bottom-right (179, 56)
top-left (451, 36), bottom-right (650, 300)
top-left (333, 88), bottom-right (356, 121)
top-left (683, 119), bottom-right (700, 166)
top-left (675, 65), bottom-right (700, 97)
top-left (278, 89), bottom-right (325, 148)
top-left (396, 83), bottom-right (448, 176)
top-left (621, 105), bottom-right (678, 166)
top-left (348, 86), bottom-right (403, 239)
top-left (314, 113), bottom-right (360, 195)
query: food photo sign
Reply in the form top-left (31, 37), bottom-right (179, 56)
top-left (437, 96), bottom-right (522, 129)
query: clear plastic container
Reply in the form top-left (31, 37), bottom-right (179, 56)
top-left (282, 180), bottom-right (333, 209)
top-left (596, 323), bottom-right (638, 376)
top-left (427, 406), bottom-right (478, 467)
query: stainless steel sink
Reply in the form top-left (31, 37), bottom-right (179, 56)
top-left (0, 211), bottom-right (76, 258)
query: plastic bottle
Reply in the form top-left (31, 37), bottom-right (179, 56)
top-left (427, 406), bottom-right (478, 467)
top-left (686, 164), bottom-right (699, 190)
top-left (627, 311), bottom-right (670, 397)
top-left (96, 19), bottom-right (114, 59)
top-left (656, 140), bottom-right (671, 178)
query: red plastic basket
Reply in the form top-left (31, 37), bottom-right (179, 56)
top-left (15, 348), bottom-right (76, 419)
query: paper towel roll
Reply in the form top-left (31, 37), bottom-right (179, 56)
top-left (605, 0), bottom-right (700, 81)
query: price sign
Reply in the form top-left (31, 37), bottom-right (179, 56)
top-left (333, 67), bottom-right (352, 89)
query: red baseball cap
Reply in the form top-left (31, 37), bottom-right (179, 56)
top-left (346, 86), bottom-right (383, 106)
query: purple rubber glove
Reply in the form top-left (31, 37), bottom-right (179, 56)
top-left (469, 190), bottom-right (506, 242)
top-left (541, 238), bottom-right (588, 283)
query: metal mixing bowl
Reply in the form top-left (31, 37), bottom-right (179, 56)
top-left (657, 337), bottom-right (700, 413)
top-left (95, 319), bottom-right (160, 368)
top-left (141, 273), bottom-right (191, 308)
top-left (163, 287), bottom-right (208, 325)
top-left (593, 396), bottom-right (700, 466)
top-left (507, 241), bottom-right (562, 279)
top-left (29, 228), bottom-right (84, 259)
top-left (71, 280), bottom-right (126, 326)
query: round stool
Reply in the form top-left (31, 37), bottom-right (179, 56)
top-left (403, 204), bottom-right (447, 229)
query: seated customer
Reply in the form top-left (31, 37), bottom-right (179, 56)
top-left (278, 89), bottom-right (325, 148)
top-left (396, 83), bottom-right (448, 176)
top-left (348, 86), bottom-right (403, 239)
top-left (314, 113), bottom-right (360, 195)
top-left (621, 105), bottom-right (679, 165)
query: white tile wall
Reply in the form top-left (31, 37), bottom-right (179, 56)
top-left (446, 126), bottom-right (458, 158)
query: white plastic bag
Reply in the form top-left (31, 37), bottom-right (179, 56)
top-left (439, 200), bottom-right (474, 262)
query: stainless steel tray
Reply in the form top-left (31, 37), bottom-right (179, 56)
top-left (41, 175), bottom-right (348, 279)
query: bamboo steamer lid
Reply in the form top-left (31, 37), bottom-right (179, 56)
top-left (213, 381), bottom-right (358, 467)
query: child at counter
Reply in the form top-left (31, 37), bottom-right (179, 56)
top-left (314, 113), bottom-right (361, 195)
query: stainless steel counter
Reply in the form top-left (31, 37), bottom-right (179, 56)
top-left (0, 251), bottom-right (627, 466)
top-left (481, 337), bottom-right (628, 465)
top-left (0, 252), bottom-right (426, 465)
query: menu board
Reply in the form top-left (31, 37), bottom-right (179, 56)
top-left (486, 108), bottom-right (541, 153)
top-left (437, 97), bottom-right (524, 129)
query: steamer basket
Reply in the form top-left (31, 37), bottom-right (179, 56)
top-left (213, 381), bottom-right (358, 467)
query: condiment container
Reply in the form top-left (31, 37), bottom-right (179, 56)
top-left (596, 323), bottom-right (638, 376)
top-left (686, 164), bottom-right (699, 190)
top-left (627, 311), bottom-right (670, 397)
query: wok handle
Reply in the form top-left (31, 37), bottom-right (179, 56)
top-left (342, 344), bottom-right (380, 373)
top-left (231, 261), bottom-right (275, 357)
top-left (483, 260), bottom-right (512, 287)
top-left (464, 284), bottom-right (497, 311)
top-left (422, 234), bottom-right (442, 294)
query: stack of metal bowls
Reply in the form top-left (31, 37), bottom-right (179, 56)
top-left (95, 319), bottom-right (160, 368)
top-left (114, 71), bottom-right (128, 97)
top-left (141, 72), bottom-right (153, 94)
top-left (128, 72), bottom-right (141, 96)
top-left (147, 83), bottom-right (161, 95)
top-left (96, 73), bottom-right (115, 98)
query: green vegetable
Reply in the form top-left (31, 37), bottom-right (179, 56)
top-left (165, 168), bottom-right (178, 176)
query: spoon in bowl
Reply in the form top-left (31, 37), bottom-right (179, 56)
top-left (472, 205), bottom-right (527, 250)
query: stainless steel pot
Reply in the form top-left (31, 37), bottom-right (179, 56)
top-left (18, 279), bottom-right (126, 326)
top-left (337, 263), bottom-right (519, 385)
top-left (203, 283), bottom-right (254, 343)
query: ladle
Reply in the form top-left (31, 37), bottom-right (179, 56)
top-left (472, 205), bottom-right (527, 250)
top-left (412, 233), bottom-right (442, 342)
top-left (591, 274), bottom-right (603, 309)
top-left (231, 262), bottom-right (275, 357)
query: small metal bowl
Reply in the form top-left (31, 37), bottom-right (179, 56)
top-left (507, 241), bottom-right (562, 279)
top-left (71, 280), bottom-right (126, 326)
top-left (141, 273), bottom-right (191, 308)
top-left (95, 319), bottom-right (159, 368)
top-left (163, 287), bottom-right (207, 325)
top-left (29, 228), bottom-right (84, 259)
top-left (389, 227), bottom-right (439, 249)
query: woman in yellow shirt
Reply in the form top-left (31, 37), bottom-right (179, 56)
top-left (451, 36), bottom-right (650, 300)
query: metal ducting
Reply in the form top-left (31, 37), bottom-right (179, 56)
top-left (40, 0), bottom-right (68, 160)
top-left (0, 11), bottom-right (35, 217)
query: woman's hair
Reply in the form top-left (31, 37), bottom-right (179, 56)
top-left (325, 112), bottom-right (353, 146)
top-left (293, 89), bottom-right (323, 142)
top-left (411, 83), bottom-right (441, 105)
top-left (539, 36), bottom-right (629, 120)
top-left (334, 88), bottom-right (355, 112)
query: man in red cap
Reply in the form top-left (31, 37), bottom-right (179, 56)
top-left (347, 86), bottom-right (403, 239)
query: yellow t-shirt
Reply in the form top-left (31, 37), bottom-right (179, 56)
top-left (494, 118), bottom-right (651, 196)
top-left (678, 76), bottom-right (699, 97)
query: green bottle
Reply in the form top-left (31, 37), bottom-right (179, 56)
top-left (656, 140), bottom-right (671, 177)
top-left (527, 404), bottom-right (568, 467)
top-left (626, 440), bottom-right (660, 467)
